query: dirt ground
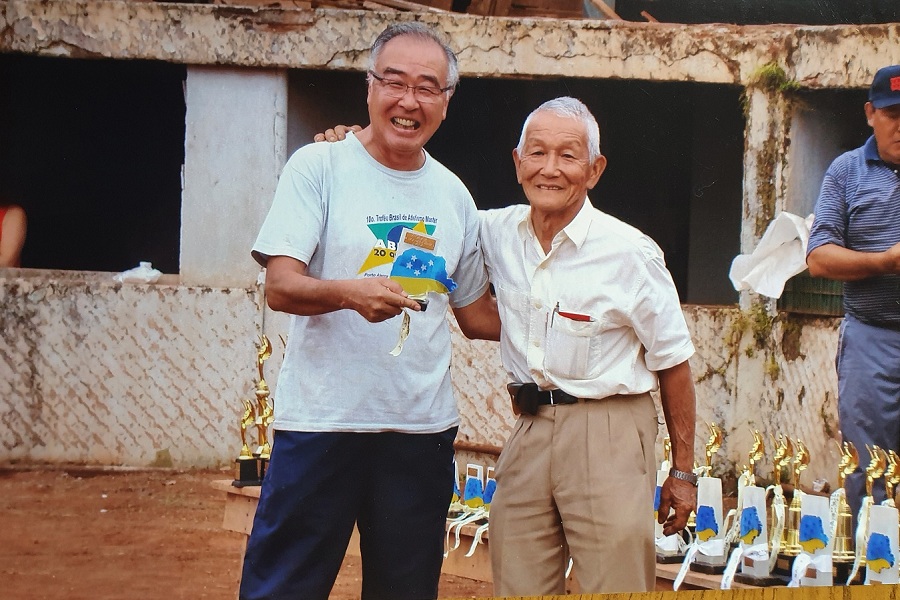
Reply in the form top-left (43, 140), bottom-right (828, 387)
top-left (0, 466), bottom-right (494, 600)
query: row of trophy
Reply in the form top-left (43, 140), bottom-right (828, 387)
top-left (660, 424), bottom-right (900, 589)
top-left (233, 335), bottom-right (276, 487)
top-left (445, 462), bottom-right (496, 559)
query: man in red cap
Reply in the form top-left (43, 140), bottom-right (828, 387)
top-left (807, 64), bottom-right (900, 526)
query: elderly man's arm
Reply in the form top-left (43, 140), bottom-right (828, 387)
top-left (655, 359), bottom-right (697, 536)
top-left (808, 242), bottom-right (900, 281)
top-left (452, 288), bottom-right (501, 341)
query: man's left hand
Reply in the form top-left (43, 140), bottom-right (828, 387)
top-left (657, 476), bottom-right (697, 536)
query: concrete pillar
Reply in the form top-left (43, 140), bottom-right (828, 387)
top-left (181, 67), bottom-right (288, 287)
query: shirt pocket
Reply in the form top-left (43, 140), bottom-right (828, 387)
top-left (495, 283), bottom-right (531, 349)
top-left (544, 314), bottom-right (602, 380)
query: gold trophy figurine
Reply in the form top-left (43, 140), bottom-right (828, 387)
top-left (254, 335), bottom-right (274, 476)
top-left (233, 398), bottom-right (262, 487)
top-left (747, 429), bottom-right (764, 485)
top-left (865, 444), bottom-right (887, 498)
top-left (885, 450), bottom-right (900, 508)
top-left (769, 435), bottom-right (794, 574)
top-left (780, 438), bottom-right (809, 556)
top-left (833, 441), bottom-right (859, 563)
top-left (772, 434), bottom-right (793, 487)
top-left (704, 422), bottom-right (723, 476)
top-left (238, 398), bottom-right (256, 459)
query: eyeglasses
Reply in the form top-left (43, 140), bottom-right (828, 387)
top-left (368, 71), bottom-right (453, 103)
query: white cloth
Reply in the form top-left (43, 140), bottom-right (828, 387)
top-left (252, 134), bottom-right (489, 433)
top-left (729, 212), bottom-right (815, 299)
top-left (480, 200), bottom-right (695, 399)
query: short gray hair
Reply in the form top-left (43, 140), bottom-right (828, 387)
top-left (516, 97), bottom-right (602, 162)
top-left (368, 23), bottom-right (459, 89)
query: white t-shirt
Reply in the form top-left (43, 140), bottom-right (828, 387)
top-left (253, 134), bottom-right (489, 433)
top-left (480, 200), bottom-right (695, 399)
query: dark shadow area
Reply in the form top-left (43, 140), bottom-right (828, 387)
top-left (0, 55), bottom-right (186, 273)
top-left (616, 0), bottom-right (900, 25)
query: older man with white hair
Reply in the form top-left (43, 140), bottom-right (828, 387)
top-left (481, 96), bottom-right (697, 596)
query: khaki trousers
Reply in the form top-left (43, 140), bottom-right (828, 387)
top-left (489, 393), bottom-right (657, 596)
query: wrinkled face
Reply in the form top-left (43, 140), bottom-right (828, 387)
top-left (366, 35), bottom-right (451, 166)
top-left (513, 111), bottom-right (606, 222)
top-left (866, 102), bottom-right (900, 165)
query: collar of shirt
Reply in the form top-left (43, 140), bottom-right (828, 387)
top-left (863, 135), bottom-right (900, 174)
top-left (515, 198), bottom-right (594, 254)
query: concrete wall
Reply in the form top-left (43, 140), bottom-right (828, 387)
top-left (1, 0), bottom-right (897, 487)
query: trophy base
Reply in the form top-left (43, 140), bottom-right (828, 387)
top-left (833, 560), bottom-right (865, 586)
top-left (733, 572), bottom-right (788, 587)
top-left (232, 457), bottom-right (262, 487)
top-left (690, 555), bottom-right (727, 575)
top-left (689, 562), bottom-right (726, 575)
top-left (772, 552), bottom-right (797, 577)
top-left (656, 552), bottom-right (685, 564)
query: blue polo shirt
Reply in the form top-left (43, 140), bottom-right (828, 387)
top-left (807, 136), bottom-right (900, 327)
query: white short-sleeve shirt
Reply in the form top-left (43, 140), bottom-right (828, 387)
top-left (480, 200), bottom-right (694, 399)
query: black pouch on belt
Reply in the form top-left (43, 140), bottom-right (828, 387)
top-left (507, 382), bottom-right (539, 416)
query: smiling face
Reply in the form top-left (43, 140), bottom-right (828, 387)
top-left (866, 102), bottom-right (900, 166)
top-left (361, 34), bottom-right (451, 171)
top-left (513, 110), bottom-right (607, 229)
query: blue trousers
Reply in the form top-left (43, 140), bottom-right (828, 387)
top-left (836, 315), bottom-right (900, 526)
top-left (239, 428), bottom-right (457, 600)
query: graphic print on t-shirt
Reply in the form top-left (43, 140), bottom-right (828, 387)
top-left (358, 216), bottom-right (456, 295)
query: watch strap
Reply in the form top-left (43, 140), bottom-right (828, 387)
top-left (669, 467), bottom-right (698, 486)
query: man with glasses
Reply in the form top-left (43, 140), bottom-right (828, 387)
top-left (240, 22), bottom-right (499, 600)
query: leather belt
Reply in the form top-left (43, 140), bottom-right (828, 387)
top-left (507, 382), bottom-right (580, 416)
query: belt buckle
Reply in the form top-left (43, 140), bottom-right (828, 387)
top-left (548, 389), bottom-right (558, 405)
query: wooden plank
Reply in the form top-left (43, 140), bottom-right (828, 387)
top-left (586, 0), bottom-right (621, 19)
top-left (222, 493), bottom-right (259, 535)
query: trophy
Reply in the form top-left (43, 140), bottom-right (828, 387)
top-left (828, 440), bottom-right (858, 584)
top-left (884, 450), bottom-right (900, 509)
top-left (789, 492), bottom-right (833, 587)
top-left (253, 335), bottom-right (274, 479)
top-left (770, 435), bottom-right (793, 576)
top-left (233, 398), bottom-right (261, 486)
top-left (846, 444), bottom-right (887, 584)
top-left (781, 438), bottom-right (809, 556)
top-left (691, 423), bottom-right (727, 574)
top-left (232, 334), bottom-right (274, 487)
top-left (866, 449), bottom-right (900, 585)
top-left (726, 429), bottom-right (785, 587)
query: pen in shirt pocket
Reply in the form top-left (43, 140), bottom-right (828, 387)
top-left (553, 301), bottom-right (594, 324)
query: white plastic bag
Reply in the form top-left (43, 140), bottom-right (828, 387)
top-left (114, 261), bottom-right (162, 284)
top-left (728, 212), bottom-right (815, 299)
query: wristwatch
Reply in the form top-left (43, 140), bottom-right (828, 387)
top-left (669, 467), bottom-right (698, 486)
